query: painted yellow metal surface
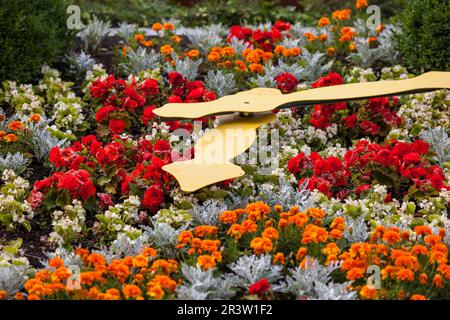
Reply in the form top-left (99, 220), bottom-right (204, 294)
top-left (157, 71), bottom-right (450, 192)
top-left (162, 113), bottom-right (275, 192)
top-left (154, 71), bottom-right (450, 119)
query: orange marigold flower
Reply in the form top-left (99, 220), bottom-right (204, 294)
top-left (414, 225), bottom-right (432, 236)
top-left (152, 22), bottom-right (163, 31)
top-left (278, 218), bottom-right (288, 229)
top-left (318, 17), bottom-right (330, 27)
top-left (382, 230), bottom-right (401, 245)
top-left (349, 42), bottom-right (356, 51)
top-left (147, 285), bottom-right (164, 300)
top-left (177, 230), bottom-right (193, 247)
top-left (8, 120), bottom-right (23, 131)
top-left (355, 0), bottom-right (368, 9)
top-left (296, 247), bottom-right (308, 260)
top-left (304, 32), bottom-right (317, 42)
top-left (288, 212), bottom-right (309, 229)
top-left (134, 34), bottom-right (145, 41)
top-left (429, 250), bottom-right (448, 265)
top-left (200, 239), bottom-right (221, 253)
top-left (149, 275), bottom-right (177, 292)
top-left (87, 253), bottom-right (106, 268)
top-left (219, 210), bottom-right (238, 225)
top-left (262, 227), bottom-right (279, 241)
top-left (49, 257), bottom-right (64, 269)
top-left (274, 45), bottom-right (286, 55)
top-left (326, 47), bottom-right (336, 56)
top-left (15, 292), bottom-right (24, 300)
top-left (160, 44), bottom-right (173, 55)
top-left (301, 224), bottom-right (328, 244)
top-left (330, 216), bottom-right (345, 231)
top-left (346, 267), bottom-right (365, 280)
top-left (109, 260), bottom-right (130, 283)
top-left (29, 114), bottom-right (41, 122)
top-left (150, 259), bottom-right (178, 274)
top-left (332, 9), bottom-right (352, 21)
top-left (141, 40), bottom-right (154, 47)
top-left (322, 242), bottom-right (341, 256)
top-left (227, 224), bottom-right (242, 240)
top-left (234, 60), bottom-right (247, 72)
top-left (104, 288), bottom-right (121, 300)
top-left (141, 247), bottom-right (157, 257)
top-left (305, 208), bottom-right (325, 223)
top-left (221, 46), bottom-right (235, 58)
top-left (319, 34), bottom-right (328, 42)
top-left (424, 235), bottom-right (442, 247)
top-left (410, 294), bottom-right (427, 300)
top-left (249, 63), bottom-right (264, 73)
top-left (185, 49), bottom-right (200, 58)
top-left (194, 226), bottom-right (218, 238)
top-left (245, 202), bottom-right (271, 220)
top-left (163, 22), bottom-right (174, 30)
top-left (133, 255), bottom-right (148, 268)
top-left (367, 36), bottom-right (378, 45)
top-left (287, 47), bottom-right (301, 56)
top-left (330, 229), bottom-right (343, 240)
top-left (0, 290), bottom-right (7, 300)
top-left (208, 51), bottom-right (221, 62)
top-left (27, 294), bottom-right (41, 300)
top-left (197, 255), bottom-right (216, 270)
top-left (0, 131), bottom-right (6, 139)
top-left (122, 284), bottom-right (142, 299)
top-left (274, 205), bottom-right (283, 213)
top-left (4, 133), bottom-right (17, 142)
top-left (419, 273), bottom-right (428, 284)
top-left (359, 285), bottom-right (377, 300)
top-left (241, 219), bottom-right (258, 234)
top-left (432, 274), bottom-right (444, 288)
top-left (411, 245), bottom-right (428, 256)
top-left (250, 237), bottom-right (273, 255)
top-left (171, 35), bottom-right (182, 43)
top-left (376, 23), bottom-right (385, 34)
top-left (396, 268), bottom-right (414, 281)
top-left (273, 252), bottom-right (285, 265)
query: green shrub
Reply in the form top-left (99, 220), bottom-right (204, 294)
top-left (0, 0), bottom-right (73, 83)
top-left (394, 0), bottom-right (450, 72)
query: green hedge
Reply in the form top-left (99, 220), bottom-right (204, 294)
top-left (394, 0), bottom-right (450, 72)
top-left (0, 0), bottom-right (73, 83)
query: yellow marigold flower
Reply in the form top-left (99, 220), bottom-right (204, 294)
top-left (197, 255), bottom-right (216, 270)
top-left (185, 49), bottom-right (200, 59)
top-left (359, 285), bottom-right (377, 300)
top-left (7, 120), bottom-right (22, 131)
top-left (171, 35), bottom-right (182, 43)
top-left (250, 237), bottom-right (273, 255)
top-left (163, 22), bottom-right (174, 30)
top-left (318, 17), bottom-right (331, 27)
top-left (4, 133), bottom-right (17, 142)
top-left (355, 0), bottom-right (368, 9)
top-left (152, 22), bottom-right (163, 31)
top-left (134, 33), bottom-right (145, 42)
top-left (122, 284), bottom-right (142, 299)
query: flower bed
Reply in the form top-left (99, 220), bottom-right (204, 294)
top-left (0, 0), bottom-right (449, 300)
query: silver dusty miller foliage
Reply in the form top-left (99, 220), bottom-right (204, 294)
top-left (255, 60), bottom-right (304, 87)
top-left (343, 214), bottom-right (370, 244)
top-left (121, 47), bottom-right (161, 75)
top-left (300, 49), bottom-right (333, 82)
top-left (274, 258), bottom-right (356, 300)
top-left (227, 254), bottom-right (283, 287)
top-left (66, 50), bottom-right (97, 79)
top-left (177, 264), bottom-right (236, 300)
top-left (190, 199), bottom-right (229, 226)
top-left (166, 53), bottom-right (202, 81)
top-left (185, 25), bottom-right (225, 53)
top-left (204, 70), bottom-right (237, 97)
top-left (77, 15), bottom-right (111, 54)
top-left (28, 121), bottom-right (68, 162)
top-left (0, 152), bottom-right (31, 175)
top-left (420, 126), bottom-right (450, 167)
top-left (258, 175), bottom-right (316, 211)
